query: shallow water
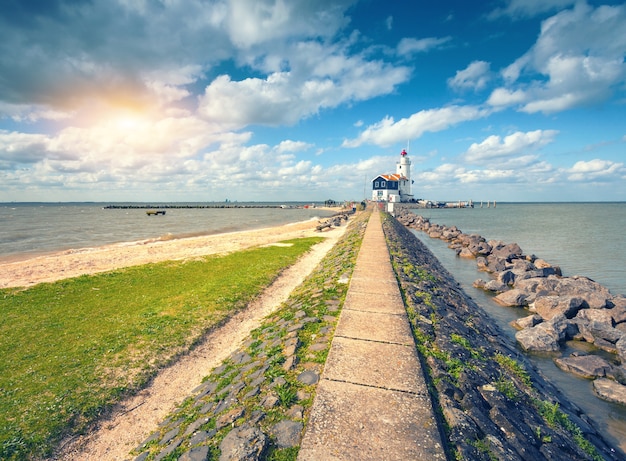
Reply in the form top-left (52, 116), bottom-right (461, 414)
top-left (0, 202), bottom-right (336, 262)
top-left (407, 202), bottom-right (626, 455)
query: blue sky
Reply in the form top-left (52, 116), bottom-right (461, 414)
top-left (0, 0), bottom-right (624, 202)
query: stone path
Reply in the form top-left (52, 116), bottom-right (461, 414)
top-left (298, 209), bottom-right (445, 461)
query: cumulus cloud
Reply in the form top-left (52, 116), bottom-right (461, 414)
top-left (448, 61), bottom-right (491, 92)
top-left (0, 0), bottom-right (358, 113)
top-left (462, 130), bottom-right (559, 165)
top-left (343, 105), bottom-right (492, 148)
top-left (567, 159), bottom-right (625, 182)
top-left (488, 2), bottom-right (626, 113)
top-left (197, 42), bottom-right (410, 128)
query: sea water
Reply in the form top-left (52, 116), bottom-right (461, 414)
top-left (407, 202), bottom-right (626, 455)
top-left (0, 202), bottom-right (336, 262)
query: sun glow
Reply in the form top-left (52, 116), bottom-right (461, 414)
top-left (114, 115), bottom-right (144, 130)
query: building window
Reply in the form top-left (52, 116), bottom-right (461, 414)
top-left (374, 181), bottom-right (379, 188)
top-left (381, 181), bottom-right (386, 187)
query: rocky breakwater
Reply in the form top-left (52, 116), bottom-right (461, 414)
top-left (382, 213), bottom-right (620, 460)
top-left (394, 205), bottom-right (626, 410)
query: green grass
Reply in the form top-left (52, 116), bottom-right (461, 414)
top-left (0, 237), bottom-right (321, 460)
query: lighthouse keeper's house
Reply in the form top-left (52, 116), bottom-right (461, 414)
top-left (371, 149), bottom-right (413, 202)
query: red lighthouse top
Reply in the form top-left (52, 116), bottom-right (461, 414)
top-left (400, 149), bottom-right (407, 156)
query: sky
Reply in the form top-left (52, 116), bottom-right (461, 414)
top-left (0, 0), bottom-right (625, 203)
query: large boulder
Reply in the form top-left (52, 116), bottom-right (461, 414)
top-left (515, 322), bottom-right (561, 352)
top-left (511, 314), bottom-right (543, 330)
top-left (491, 242), bottom-right (523, 261)
top-left (533, 296), bottom-right (586, 320)
top-left (555, 276), bottom-right (612, 309)
top-left (575, 308), bottom-right (621, 346)
top-left (554, 355), bottom-right (613, 379)
top-left (494, 289), bottom-right (528, 307)
top-left (593, 378), bottom-right (626, 406)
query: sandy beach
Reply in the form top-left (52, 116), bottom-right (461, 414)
top-left (7, 217), bottom-right (349, 460)
top-left (0, 218), bottom-right (328, 289)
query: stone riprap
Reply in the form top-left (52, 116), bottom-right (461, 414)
top-left (130, 213), bottom-right (369, 461)
top-left (393, 205), bottom-right (626, 408)
top-left (382, 212), bottom-right (621, 460)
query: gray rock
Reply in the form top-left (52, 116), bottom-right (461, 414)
top-left (485, 280), bottom-right (509, 293)
top-left (533, 296), bottom-right (586, 320)
top-left (497, 270), bottom-right (516, 286)
top-left (593, 378), bottom-right (626, 406)
top-left (296, 370), bottom-right (319, 385)
top-left (476, 257), bottom-right (489, 271)
top-left (610, 304), bottom-right (626, 324)
top-left (494, 289), bottom-right (528, 307)
top-left (557, 276), bottom-right (612, 309)
top-left (554, 355), bottom-right (613, 379)
top-left (179, 445), bottom-right (210, 461)
top-left (216, 407), bottom-right (245, 430)
top-left (491, 242), bottom-right (523, 261)
top-left (473, 279), bottom-right (487, 289)
top-left (548, 314), bottom-right (578, 341)
top-left (271, 420), bottom-right (303, 448)
top-left (576, 308), bottom-right (621, 344)
top-left (616, 337), bottom-right (626, 363)
top-left (261, 395), bottom-right (279, 409)
top-left (219, 425), bottom-right (268, 461)
top-left (512, 314), bottom-right (542, 330)
top-left (515, 323), bottom-right (561, 352)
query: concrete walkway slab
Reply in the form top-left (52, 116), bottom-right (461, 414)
top-left (334, 309), bottom-right (414, 345)
top-left (298, 209), bottom-right (445, 460)
top-left (298, 380), bottom-right (445, 461)
top-left (342, 291), bottom-right (405, 314)
top-left (322, 337), bottom-right (429, 394)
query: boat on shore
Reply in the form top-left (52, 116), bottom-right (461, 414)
top-left (146, 210), bottom-right (166, 216)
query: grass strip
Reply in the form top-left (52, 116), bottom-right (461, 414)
top-left (0, 237), bottom-right (322, 460)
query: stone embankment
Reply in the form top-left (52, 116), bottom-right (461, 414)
top-left (394, 205), bottom-right (626, 409)
top-left (383, 213), bottom-right (619, 460)
top-left (129, 209), bottom-right (621, 460)
top-left (129, 213), bottom-right (369, 461)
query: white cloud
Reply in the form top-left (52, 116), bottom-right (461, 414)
top-left (567, 159), bottom-right (625, 181)
top-left (462, 130), bottom-right (558, 165)
top-left (275, 140), bottom-right (312, 154)
top-left (490, 2), bottom-right (626, 113)
top-left (487, 88), bottom-right (527, 107)
top-left (343, 105), bottom-right (491, 148)
top-left (198, 41), bottom-right (411, 129)
top-left (226, 0), bottom-right (355, 48)
top-left (489, 0), bottom-right (576, 19)
top-left (448, 61), bottom-right (491, 92)
top-left (397, 37), bottom-right (452, 57)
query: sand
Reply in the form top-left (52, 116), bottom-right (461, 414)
top-left (4, 218), bottom-right (349, 460)
top-left (1, 218), bottom-right (329, 289)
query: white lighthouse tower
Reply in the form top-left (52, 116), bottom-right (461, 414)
top-left (397, 149), bottom-right (412, 201)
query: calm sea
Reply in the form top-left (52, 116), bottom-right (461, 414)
top-left (407, 202), bottom-right (626, 455)
top-left (0, 202), bottom-right (336, 262)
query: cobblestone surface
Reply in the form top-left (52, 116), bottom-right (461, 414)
top-left (130, 213), bottom-right (369, 461)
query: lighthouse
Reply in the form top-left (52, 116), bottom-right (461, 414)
top-left (371, 149), bottom-right (414, 202)
top-left (396, 149), bottom-right (412, 200)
